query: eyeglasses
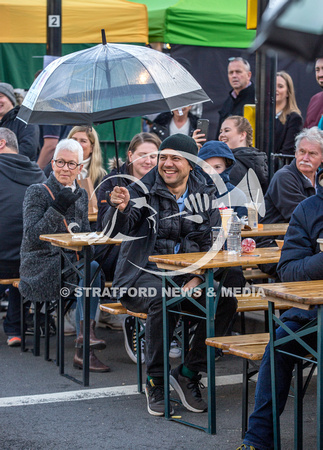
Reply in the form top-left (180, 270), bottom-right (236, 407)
top-left (54, 159), bottom-right (81, 170)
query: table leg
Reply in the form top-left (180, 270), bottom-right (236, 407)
top-left (206, 268), bottom-right (216, 434)
top-left (82, 246), bottom-right (91, 387)
top-left (317, 305), bottom-right (323, 450)
top-left (59, 249), bottom-right (65, 373)
top-left (163, 274), bottom-right (171, 419)
top-left (268, 300), bottom-right (281, 450)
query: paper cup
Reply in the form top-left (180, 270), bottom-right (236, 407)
top-left (220, 208), bottom-right (233, 237)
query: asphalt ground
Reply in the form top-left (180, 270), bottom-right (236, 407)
top-left (0, 308), bottom-right (318, 450)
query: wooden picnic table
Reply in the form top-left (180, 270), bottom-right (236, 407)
top-left (255, 280), bottom-right (323, 449)
top-left (241, 223), bottom-right (288, 238)
top-left (149, 247), bottom-right (281, 434)
top-left (39, 232), bottom-right (121, 386)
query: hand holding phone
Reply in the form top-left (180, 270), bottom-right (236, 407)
top-left (196, 119), bottom-right (209, 140)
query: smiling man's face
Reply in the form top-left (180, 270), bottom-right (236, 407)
top-left (158, 149), bottom-right (191, 194)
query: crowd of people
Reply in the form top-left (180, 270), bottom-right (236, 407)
top-left (0, 55), bottom-right (323, 445)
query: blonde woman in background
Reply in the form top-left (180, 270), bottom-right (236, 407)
top-left (274, 71), bottom-right (303, 158)
top-left (68, 126), bottom-right (107, 188)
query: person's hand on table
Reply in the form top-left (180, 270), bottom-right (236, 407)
top-left (192, 129), bottom-right (206, 151)
top-left (182, 276), bottom-right (203, 299)
top-left (109, 186), bottom-right (130, 211)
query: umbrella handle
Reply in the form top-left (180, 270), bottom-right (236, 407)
top-left (112, 120), bottom-right (122, 186)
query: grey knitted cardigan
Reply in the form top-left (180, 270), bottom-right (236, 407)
top-left (19, 173), bottom-right (90, 303)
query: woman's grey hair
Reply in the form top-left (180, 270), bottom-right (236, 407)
top-left (0, 127), bottom-right (18, 152)
top-left (53, 138), bottom-right (83, 163)
top-left (295, 127), bottom-right (323, 154)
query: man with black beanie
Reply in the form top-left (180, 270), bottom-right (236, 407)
top-left (103, 134), bottom-right (237, 417)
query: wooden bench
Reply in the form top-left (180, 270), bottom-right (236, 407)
top-left (206, 333), bottom-right (269, 436)
top-left (0, 278), bottom-right (20, 285)
top-left (236, 294), bottom-right (291, 334)
top-left (206, 333), bottom-right (316, 439)
top-left (242, 268), bottom-right (271, 281)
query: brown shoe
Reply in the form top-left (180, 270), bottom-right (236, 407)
top-left (75, 320), bottom-right (106, 350)
top-left (73, 347), bottom-right (111, 373)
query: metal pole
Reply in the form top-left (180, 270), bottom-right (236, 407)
top-left (47, 0), bottom-right (62, 57)
top-left (255, 0), bottom-right (277, 181)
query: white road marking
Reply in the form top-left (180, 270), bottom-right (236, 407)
top-left (0, 368), bottom-right (316, 408)
top-left (0, 374), bottom-right (242, 408)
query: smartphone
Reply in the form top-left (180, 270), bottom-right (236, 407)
top-left (196, 119), bottom-right (209, 140)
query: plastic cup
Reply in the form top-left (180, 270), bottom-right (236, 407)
top-left (211, 226), bottom-right (225, 252)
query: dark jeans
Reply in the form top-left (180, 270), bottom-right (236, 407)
top-left (120, 271), bottom-right (237, 379)
top-left (0, 265), bottom-right (23, 337)
top-left (243, 319), bottom-right (317, 450)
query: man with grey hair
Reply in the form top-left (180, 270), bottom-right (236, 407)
top-left (261, 127), bottom-right (323, 226)
top-left (0, 128), bottom-right (46, 346)
top-left (216, 57), bottom-right (255, 138)
top-left (256, 127), bottom-right (323, 278)
top-left (0, 82), bottom-right (39, 161)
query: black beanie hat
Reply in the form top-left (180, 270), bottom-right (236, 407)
top-left (159, 133), bottom-right (198, 168)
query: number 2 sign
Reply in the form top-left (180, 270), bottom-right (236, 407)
top-left (48, 15), bottom-right (60, 27)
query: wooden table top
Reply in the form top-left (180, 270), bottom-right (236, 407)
top-left (255, 280), bottom-right (323, 310)
top-left (149, 247), bottom-right (281, 273)
top-left (241, 223), bottom-right (289, 237)
top-left (40, 233), bottom-right (122, 251)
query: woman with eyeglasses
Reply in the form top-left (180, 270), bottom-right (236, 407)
top-left (274, 71), bottom-right (303, 169)
top-left (20, 139), bottom-right (110, 373)
top-left (219, 115), bottom-right (268, 193)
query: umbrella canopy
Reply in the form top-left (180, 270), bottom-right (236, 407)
top-left (251, 0), bottom-right (323, 62)
top-left (17, 43), bottom-right (210, 126)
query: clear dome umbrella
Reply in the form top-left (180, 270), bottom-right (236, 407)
top-left (17, 31), bottom-right (210, 170)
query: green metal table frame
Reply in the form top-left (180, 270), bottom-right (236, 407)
top-left (162, 267), bottom-right (228, 434)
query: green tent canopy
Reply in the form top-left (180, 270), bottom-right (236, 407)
top-left (165, 0), bottom-right (256, 47)
top-left (129, 0), bottom-right (256, 47)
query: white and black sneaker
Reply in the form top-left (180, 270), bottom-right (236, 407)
top-left (170, 364), bottom-right (207, 413)
top-left (122, 316), bottom-right (145, 364)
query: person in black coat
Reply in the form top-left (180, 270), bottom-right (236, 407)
top-left (104, 134), bottom-right (237, 417)
top-left (219, 115), bottom-right (268, 193)
top-left (238, 166), bottom-right (323, 450)
top-left (0, 83), bottom-right (39, 161)
top-left (0, 128), bottom-right (46, 345)
top-left (257, 127), bottom-right (323, 277)
top-left (216, 57), bottom-right (255, 139)
top-left (273, 71), bottom-right (303, 170)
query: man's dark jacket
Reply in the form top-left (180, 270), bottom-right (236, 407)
top-left (229, 146), bottom-right (268, 193)
top-left (0, 106), bottom-right (39, 161)
top-left (0, 153), bottom-right (46, 272)
top-left (216, 82), bottom-right (255, 138)
top-left (261, 158), bottom-right (315, 226)
top-left (151, 111), bottom-right (198, 141)
top-left (276, 168), bottom-right (323, 324)
top-left (102, 166), bottom-right (220, 295)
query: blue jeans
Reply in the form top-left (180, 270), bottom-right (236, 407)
top-left (75, 260), bottom-right (101, 336)
top-left (243, 319), bottom-right (317, 450)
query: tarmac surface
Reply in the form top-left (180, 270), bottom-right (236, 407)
top-left (0, 308), bottom-right (318, 450)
